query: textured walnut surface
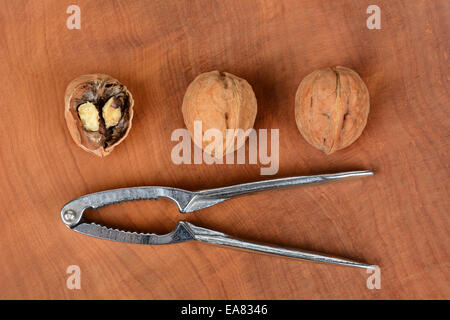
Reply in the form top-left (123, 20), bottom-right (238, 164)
top-left (182, 71), bottom-right (257, 156)
top-left (295, 66), bottom-right (370, 154)
top-left (64, 74), bottom-right (134, 157)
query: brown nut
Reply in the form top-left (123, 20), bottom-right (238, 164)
top-left (295, 66), bottom-right (370, 154)
top-left (64, 74), bottom-right (134, 157)
top-left (182, 71), bottom-right (257, 157)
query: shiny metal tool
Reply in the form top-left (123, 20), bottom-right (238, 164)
top-left (61, 170), bottom-right (374, 269)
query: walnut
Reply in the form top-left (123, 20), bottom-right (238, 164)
top-left (102, 96), bottom-right (123, 128)
top-left (295, 66), bottom-right (370, 154)
top-left (77, 102), bottom-right (99, 131)
top-left (64, 74), bottom-right (134, 157)
top-left (182, 71), bottom-right (257, 157)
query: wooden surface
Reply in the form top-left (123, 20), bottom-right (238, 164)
top-left (0, 0), bottom-right (448, 299)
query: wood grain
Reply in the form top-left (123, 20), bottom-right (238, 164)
top-left (0, 0), bottom-right (448, 299)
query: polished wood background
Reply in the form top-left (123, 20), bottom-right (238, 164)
top-left (0, 0), bottom-right (448, 299)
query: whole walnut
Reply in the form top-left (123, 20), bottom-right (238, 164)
top-left (65, 74), bottom-right (134, 157)
top-left (182, 71), bottom-right (257, 157)
top-left (295, 66), bottom-right (370, 154)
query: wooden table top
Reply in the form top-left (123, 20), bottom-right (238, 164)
top-left (0, 0), bottom-right (448, 299)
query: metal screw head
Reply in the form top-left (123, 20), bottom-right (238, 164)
top-left (63, 210), bottom-right (76, 222)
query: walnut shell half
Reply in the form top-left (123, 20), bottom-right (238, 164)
top-left (64, 74), bottom-right (134, 157)
top-left (182, 71), bottom-right (257, 157)
top-left (295, 66), bottom-right (370, 154)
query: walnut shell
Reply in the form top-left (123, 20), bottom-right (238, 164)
top-left (295, 66), bottom-right (370, 154)
top-left (64, 74), bottom-right (134, 157)
top-left (182, 71), bottom-right (257, 157)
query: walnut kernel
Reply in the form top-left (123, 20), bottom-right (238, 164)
top-left (78, 102), bottom-right (99, 132)
top-left (103, 97), bottom-right (122, 128)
